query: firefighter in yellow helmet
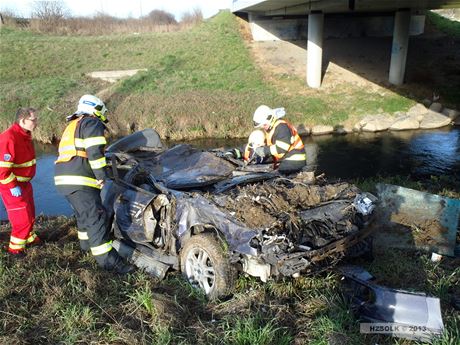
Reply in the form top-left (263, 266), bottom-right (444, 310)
top-left (54, 95), bottom-right (135, 274)
top-left (252, 105), bottom-right (306, 174)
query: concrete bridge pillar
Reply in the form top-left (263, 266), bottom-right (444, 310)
top-left (389, 9), bottom-right (411, 85)
top-left (307, 11), bottom-right (324, 88)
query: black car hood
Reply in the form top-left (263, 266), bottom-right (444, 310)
top-left (149, 144), bottom-right (236, 189)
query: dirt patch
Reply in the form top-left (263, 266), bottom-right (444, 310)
top-left (242, 18), bottom-right (460, 108)
top-left (213, 180), bottom-right (359, 229)
top-left (210, 178), bottom-right (364, 249)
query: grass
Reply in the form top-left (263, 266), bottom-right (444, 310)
top-left (352, 174), bottom-right (460, 199)
top-left (427, 11), bottom-right (460, 37)
top-left (1, 11), bottom-right (419, 143)
top-left (424, 11), bottom-right (460, 106)
top-left (0, 210), bottom-right (459, 344)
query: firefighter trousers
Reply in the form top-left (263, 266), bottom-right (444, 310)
top-left (0, 181), bottom-right (36, 251)
top-left (65, 189), bottom-right (121, 270)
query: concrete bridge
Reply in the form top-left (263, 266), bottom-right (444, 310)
top-left (232, 0), bottom-right (460, 88)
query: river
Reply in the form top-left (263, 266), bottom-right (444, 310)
top-left (1, 127), bottom-right (459, 221)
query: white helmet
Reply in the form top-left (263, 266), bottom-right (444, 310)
top-left (252, 105), bottom-right (285, 128)
top-left (253, 105), bottom-right (273, 128)
top-left (247, 129), bottom-right (265, 148)
top-left (76, 94), bottom-right (108, 122)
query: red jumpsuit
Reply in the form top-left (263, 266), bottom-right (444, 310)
top-left (0, 122), bottom-right (37, 253)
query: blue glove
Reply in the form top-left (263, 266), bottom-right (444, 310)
top-left (254, 146), bottom-right (266, 158)
top-left (10, 186), bottom-right (22, 197)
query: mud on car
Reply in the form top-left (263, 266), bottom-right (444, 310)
top-left (103, 129), bottom-right (376, 299)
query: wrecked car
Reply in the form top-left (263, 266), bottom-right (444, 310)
top-left (103, 129), bottom-right (376, 298)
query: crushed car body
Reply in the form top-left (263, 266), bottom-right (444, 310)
top-left (103, 129), bottom-right (377, 298)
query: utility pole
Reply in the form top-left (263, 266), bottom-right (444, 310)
top-left (139, 0), bottom-right (143, 17)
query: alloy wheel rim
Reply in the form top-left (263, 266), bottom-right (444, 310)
top-left (185, 247), bottom-right (215, 294)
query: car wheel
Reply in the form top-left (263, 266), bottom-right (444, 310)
top-left (180, 233), bottom-right (235, 299)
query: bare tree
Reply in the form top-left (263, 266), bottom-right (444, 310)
top-left (32, 0), bottom-right (69, 31)
top-left (145, 9), bottom-right (177, 25)
top-left (180, 7), bottom-right (203, 25)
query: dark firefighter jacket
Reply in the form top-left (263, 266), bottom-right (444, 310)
top-left (54, 115), bottom-right (108, 195)
top-left (261, 119), bottom-right (306, 164)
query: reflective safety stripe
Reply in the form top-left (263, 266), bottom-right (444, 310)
top-left (10, 235), bottom-right (27, 244)
top-left (16, 176), bottom-right (31, 182)
top-left (0, 172), bottom-right (16, 184)
top-left (0, 161), bottom-right (14, 168)
top-left (89, 156), bottom-right (107, 170)
top-left (267, 120), bottom-right (305, 162)
top-left (54, 175), bottom-right (102, 189)
top-left (83, 136), bottom-right (106, 149)
top-left (74, 139), bottom-right (85, 147)
top-left (285, 153), bottom-right (307, 161)
top-left (9, 242), bottom-right (25, 250)
top-left (57, 152), bottom-right (87, 160)
top-left (78, 231), bottom-right (89, 240)
top-left (13, 159), bottom-right (36, 168)
top-left (275, 140), bottom-right (291, 151)
top-left (243, 146), bottom-right (250, 161)
top-left (59, 143), bottom-right (87, 160)
top-left (91, 241), bottom-right (112, 256)
top-left (26, 232), bottom-right (37, 243)
top-left (269, 145), bottom-right (279, 156)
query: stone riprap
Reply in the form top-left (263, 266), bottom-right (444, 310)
top-left (311, 125), bottom-right (334, 135)
top-left (359, 114), bottom-right (395, 132)
top-left (419, 109), bottom-right (453, 129)
top-left (304, 102), bottom-right (459, 136)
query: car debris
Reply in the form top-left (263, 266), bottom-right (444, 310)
top-left (339, 265), bottom-right (444, 343)
top-left (375, 183), bottom-right (460, 257)
top-left (103, 129), bottom-right (377, 298)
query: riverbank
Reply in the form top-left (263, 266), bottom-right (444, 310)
top-left (1, 11), bottom-right (459, 144)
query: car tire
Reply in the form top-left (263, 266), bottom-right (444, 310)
top-left (180, 233), bottom-right (236, 299)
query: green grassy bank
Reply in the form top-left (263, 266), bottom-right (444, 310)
top-left (0, 11), bottom-right (417, 143)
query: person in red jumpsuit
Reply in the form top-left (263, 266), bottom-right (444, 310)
top-left (0, 107), bottom-right (39, 256)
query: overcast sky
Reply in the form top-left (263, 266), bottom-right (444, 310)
top-left (0, 0), bottom-right (234, 19)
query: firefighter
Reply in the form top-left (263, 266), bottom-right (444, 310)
top-left (252, 105), bottom-right (306, 174)
top-left (225, 129), bottom-right (266, 164)
top-left (54, 95), bottom-right (134, 274)
top-left (0, 107), bottom-right (40, 256)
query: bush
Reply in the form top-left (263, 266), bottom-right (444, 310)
top-left (145, 9), bottom-right (177, 25)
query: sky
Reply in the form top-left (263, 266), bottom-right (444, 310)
top-left (0, 0), bottom-right (234, 20)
